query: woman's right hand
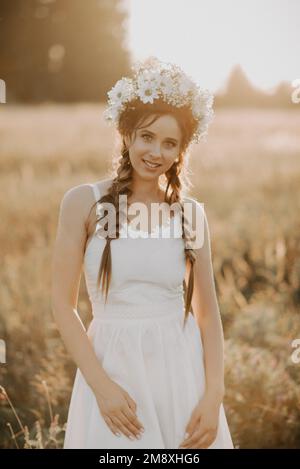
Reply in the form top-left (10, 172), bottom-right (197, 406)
top-left (94, 377), bottom-right (145, 440)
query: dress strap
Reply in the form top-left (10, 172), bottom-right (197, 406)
top-left (90, 183), bottom-right (101, 203)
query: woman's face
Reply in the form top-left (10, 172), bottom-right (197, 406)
top-left (124, 114), bottom-right (182, 181)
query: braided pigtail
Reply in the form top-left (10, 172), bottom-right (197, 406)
top-left (164, 156), bottom-right (196, 329)
top-left (94, 143), bottom-right (133, 302)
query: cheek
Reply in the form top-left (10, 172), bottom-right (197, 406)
top-left (134, 142), bottom-right (149, 156)
top-left (165, 149), bottom-right (179, 164)
top-left (129, 143), bottom-right (147, 162)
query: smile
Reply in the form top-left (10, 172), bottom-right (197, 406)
top-left (142, 159), bottom-right (162, 169)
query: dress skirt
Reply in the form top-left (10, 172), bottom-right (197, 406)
top-left (63, 300), bottom-right (234, 449)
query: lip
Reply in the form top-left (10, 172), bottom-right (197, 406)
top-left (142, 159), bottom-right (162, 169)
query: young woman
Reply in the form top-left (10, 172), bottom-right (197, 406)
top-left (51, 57), bottom-right (234, 449)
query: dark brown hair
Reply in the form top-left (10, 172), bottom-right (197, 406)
top-left (89, 98), bottom-right (198, 329)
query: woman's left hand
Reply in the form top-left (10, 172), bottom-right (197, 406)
top-left (178, 393), bottom-right (221, 449)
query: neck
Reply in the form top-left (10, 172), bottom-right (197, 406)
top-left (130, 175), bottom-right (165, 203)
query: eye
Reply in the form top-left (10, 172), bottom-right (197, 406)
top-left (142, 133), bottom-right (152, 142)
top-left (165, 141), bottom-right (176, 148)
top-left (141, 133), bottom-right (176, 148)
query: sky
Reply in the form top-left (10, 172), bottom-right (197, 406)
top-left (126, 0), bottom-right (300, 93)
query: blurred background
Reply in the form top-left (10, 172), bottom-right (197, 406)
top-left (0, 0), bottom-right (300, 449)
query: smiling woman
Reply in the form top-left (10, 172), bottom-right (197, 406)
top-left (124, 114), bottom-right (183, 183)
top-left (52, 56), bottom-right (234, 449)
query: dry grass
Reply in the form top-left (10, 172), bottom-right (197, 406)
top-left (0, 104), bottom-right (300, 448)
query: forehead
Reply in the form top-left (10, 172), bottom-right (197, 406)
top-left (140, 114), bottom-right (181, 139)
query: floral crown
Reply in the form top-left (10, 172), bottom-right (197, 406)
top-left (103, 56), bottom-right (214, 144)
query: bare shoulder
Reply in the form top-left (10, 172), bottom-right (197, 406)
top-left (63, 177), bottom-right (114, 203)
top-left (60, 177), bottom-right (114, 226)
top-left (182, 195), bottom-right (206, 219)
top-left (182, 196), bottom-right (208, 251)
top-left (94, 177), bottom-right (115, 195)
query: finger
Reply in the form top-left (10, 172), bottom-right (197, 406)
top-left (122, 407), bottom-right (144, 432)
top-left (179, 429), bottom-right (200, 447)
top-left (186, 429), bottom-right (216, 449)
top-left (116, 413), bottom-right (142, 439)
top-left (123, 393), bottom-right (144, 430)
top-left (179, 428), bottom-right (205, 448)
top-left (189, 432), bottom-right (211, 449)
top-left (112, 416), bottom-right (134, 439)
top-left (124, 393), bottom-right (137, 412)
top-left (120, 410), bottom-right (142, 437)
top-left (196, 431), bottom-right (217, 449)
top-left (103, 415), bottom-right (121, 437)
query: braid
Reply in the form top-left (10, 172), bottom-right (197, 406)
top-left (95, 144), bottom-right (133, 302)
top-left (164, 158), bottom-right (196, 330)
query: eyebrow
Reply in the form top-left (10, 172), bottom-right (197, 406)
top-left (140, 129), bottom-right (179, 143)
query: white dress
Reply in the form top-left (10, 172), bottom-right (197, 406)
top-left (63, 183), bottom-right (234, 449)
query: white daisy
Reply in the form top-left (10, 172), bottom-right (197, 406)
top-left (108, 78), bottom-right (135, 105)
top-left (138, 84), bottom-right (159, 104)
top-left (137, 75), bottom-right (159, 104)
top-left (137, 70), bottom-right (160, 89)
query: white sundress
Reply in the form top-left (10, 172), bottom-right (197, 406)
top-left (63, 183), bottom-right (234, 449)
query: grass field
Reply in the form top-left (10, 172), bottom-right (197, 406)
top-left (0, 104), bottom-right (300, 448)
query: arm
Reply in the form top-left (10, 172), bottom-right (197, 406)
top-left (179, 201), bottom-right (225, 448)
top-left (185, 202), bottom-right (225, 403)
top-left (51, 184), bottom-right (145, 440)
top-left (51, 185), bottom-right (112, 395)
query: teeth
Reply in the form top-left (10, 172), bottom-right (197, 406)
top-left (144, 160), bottom-right (160, 168)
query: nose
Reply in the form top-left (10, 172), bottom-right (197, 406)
top-left (150, 142), bottom-right (162, 159)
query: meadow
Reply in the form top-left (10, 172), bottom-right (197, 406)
top-left (0, 104), bottom-right (300, 448)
